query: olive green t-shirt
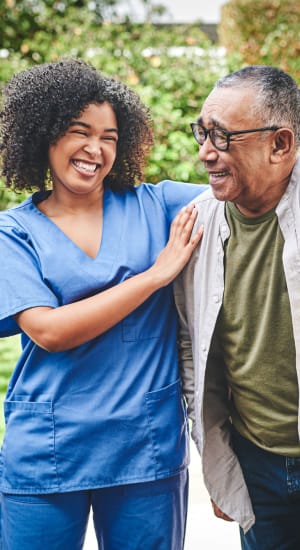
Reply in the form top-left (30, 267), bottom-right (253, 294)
top-left (217, 201), bottom-right (300, 456)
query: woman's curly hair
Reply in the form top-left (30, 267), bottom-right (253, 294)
top-left (0, 58), bottom-right (154, 192)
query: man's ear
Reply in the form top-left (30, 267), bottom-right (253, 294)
top-left (270, 128), bottom-right (295, 163)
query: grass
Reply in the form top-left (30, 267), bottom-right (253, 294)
top-left (0, 335), bottom-right (21, 442)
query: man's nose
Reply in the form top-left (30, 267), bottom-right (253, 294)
top-left (198, 136), bottom-right (218, 162)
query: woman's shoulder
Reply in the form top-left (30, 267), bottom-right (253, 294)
top-left (136, 180), bottom-right (207, 202)
top-left (0, 195), bottom-right (35, 236)
top-left (130, 180), bottom-right (208, 221)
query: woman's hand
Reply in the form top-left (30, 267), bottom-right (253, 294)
top-left (149, 203), bottom-right (203, 287)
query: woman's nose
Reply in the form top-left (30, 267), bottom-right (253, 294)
top-left (83, 139), bottom-right (101, 158)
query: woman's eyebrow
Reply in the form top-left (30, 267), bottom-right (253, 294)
top-left (69, 121), bottom-right (90, 128)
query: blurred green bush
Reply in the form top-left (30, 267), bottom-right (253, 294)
top-left (1, 0), bottom-right (299, 211)
top-left (219, 0), bottom-right (300, 81)
top-left (0, 336), bottom-right (20, 441)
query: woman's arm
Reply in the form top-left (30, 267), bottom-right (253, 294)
top-left (15, 205), bottom-right (203, 352)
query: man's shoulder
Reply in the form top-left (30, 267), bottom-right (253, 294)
top-left (193, 186), bottom-right (214, 203)
top-left (193, 187), bottom-right (223, 212)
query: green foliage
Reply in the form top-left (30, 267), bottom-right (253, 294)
top-left (0, 336), bottom-right (20, 441)
top-left (0, 188), bottom-right (28, 210)
top-left (1, 1), bottom-right (299, 211)
top-left (0, 0), bottom-right (120, 55)
top-left (219, 0), bottom-right (300, 82)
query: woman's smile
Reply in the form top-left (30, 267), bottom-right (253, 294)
top-left (71, 159), bottom-right (100, 176)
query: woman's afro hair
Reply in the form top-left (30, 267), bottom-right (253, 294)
top-left (0, 58), bottom-right (154, 192)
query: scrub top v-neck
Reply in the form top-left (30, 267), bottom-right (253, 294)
top-left (0, 180), bottom-right (205, 494)
top-left (35, 187), bottom-right (125, 266)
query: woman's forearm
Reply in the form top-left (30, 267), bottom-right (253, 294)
top-left (15, 268), bottom-right (163, 352)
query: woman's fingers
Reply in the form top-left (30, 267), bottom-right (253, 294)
top-left (150, 204), bottom-right (203, 286)
top-left (170, 204), bottom-right (203, 251)
top-left (170, 204), bottom-right (198, 242)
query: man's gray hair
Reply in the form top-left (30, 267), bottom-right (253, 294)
top-left (215, 65), bottom-right (300, 148)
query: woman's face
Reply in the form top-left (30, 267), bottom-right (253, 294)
top-left (48, 102), bottom-right (118, 198)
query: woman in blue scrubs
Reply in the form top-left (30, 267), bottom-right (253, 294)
top-left (0, 59), bottom-right (204, 549)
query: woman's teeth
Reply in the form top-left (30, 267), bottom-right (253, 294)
top-left (73, 160), bottom-right (97, 173)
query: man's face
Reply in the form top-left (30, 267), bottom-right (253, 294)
top-left (197, 86), bottom-right (279, 216)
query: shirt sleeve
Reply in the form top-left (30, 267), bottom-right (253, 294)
top-left (0, 224), bottom-right (59, 337)
top-left (158, 180), bottom-right (209, 222)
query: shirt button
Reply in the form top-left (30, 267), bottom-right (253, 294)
top-left (201, 344), bottom-right (206, 351)
top-left (213, 295), bottom-right (219, 303)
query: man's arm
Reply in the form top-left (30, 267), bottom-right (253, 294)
top-left (174, 268), bottom-right (196, 427)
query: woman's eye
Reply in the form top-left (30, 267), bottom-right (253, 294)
top-left (103, 136), bottom-right (118, 142)
top-left (71, 130), bottom-right (87, 136)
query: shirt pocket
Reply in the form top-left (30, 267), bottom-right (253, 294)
top-left (145, 378), bottom-right (189, 475)
top-left (1, 399), bottom-right (59, 492)
top-left (122, 291), bottom-right (169, 342)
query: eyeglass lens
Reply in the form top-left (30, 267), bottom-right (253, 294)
top-left (192, 124), bottom-right (228, 150)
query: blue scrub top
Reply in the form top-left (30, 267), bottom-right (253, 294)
top-left (0, 180), bottom-right (206, 494)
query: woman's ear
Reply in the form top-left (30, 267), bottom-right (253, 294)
top-left (270, 128), bottom-right (295, 163)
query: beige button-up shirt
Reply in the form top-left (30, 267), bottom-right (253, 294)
top-left (175, 157), bottom-right (300, 532)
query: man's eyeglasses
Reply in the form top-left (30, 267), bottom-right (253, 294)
top-left (190, 123), bottom-right (280, 152)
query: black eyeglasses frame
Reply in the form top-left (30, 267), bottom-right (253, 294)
top-left (190, 122), bottom-right (281, 152)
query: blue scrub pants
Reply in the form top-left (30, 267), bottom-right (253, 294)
top-left (0, 470), bottom-right (188, 549)
top-left (232, 427), bottom-right (300, 550)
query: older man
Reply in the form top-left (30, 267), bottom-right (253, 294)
top-left (176, 65), bottom-right (300, 549)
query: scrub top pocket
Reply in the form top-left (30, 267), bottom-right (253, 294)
top-left (1, 399), bottom-right (59, 492)
top-left (122, 306), bottom-right (162, 341)
top-left (145, 379), bottom-right (189, 475)
top-left (122, 290), bottom-right (172, 342)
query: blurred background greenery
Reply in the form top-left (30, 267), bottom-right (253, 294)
top-left (0, 337), bottom-right (20, 440)
top-left (0, 0), bottom-right (299, 440)
top-left (0, 0), bottom-right (299, 206)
